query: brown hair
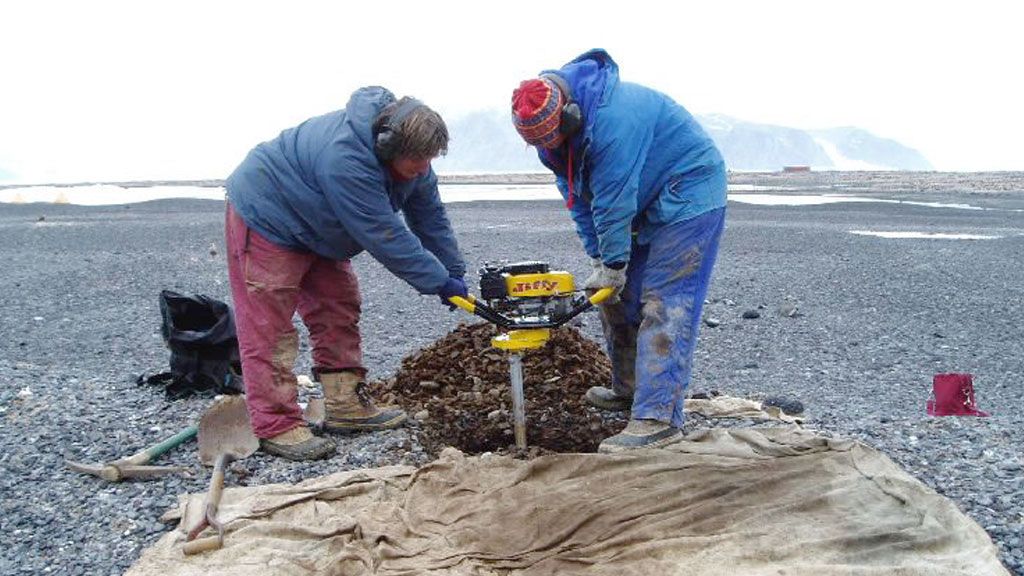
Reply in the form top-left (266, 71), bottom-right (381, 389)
top-left (376, 97), bottom-right (449, 159)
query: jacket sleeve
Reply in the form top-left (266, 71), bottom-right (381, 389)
top-left (316, 156), bottom-right (450, 295)
top-left (586, 107), bottom-right (655, 265)
top-left (556, 175), bottom-right (600, 259)
top-left (402, 170), bottom-right (467, 278)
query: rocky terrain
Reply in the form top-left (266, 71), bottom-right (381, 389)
top-left (0, 171), bottom-right (1022, 574)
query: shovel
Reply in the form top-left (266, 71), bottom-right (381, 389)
top-left (182, 395), bottom-right (259, 555)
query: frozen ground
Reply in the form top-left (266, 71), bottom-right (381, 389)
top-left (0, 172), bottom-right (1022, 574)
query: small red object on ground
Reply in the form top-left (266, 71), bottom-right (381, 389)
top-left (927, 373), bottom-right (989, 416)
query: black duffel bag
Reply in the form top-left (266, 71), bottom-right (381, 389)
top-left (141, 290), bottom-right (244, 399)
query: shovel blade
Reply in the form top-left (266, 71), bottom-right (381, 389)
top-left (198, 395), bottom-right (259, 466)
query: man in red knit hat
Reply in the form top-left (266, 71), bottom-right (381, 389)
top-left (512, 49), bottom-right (728, 453)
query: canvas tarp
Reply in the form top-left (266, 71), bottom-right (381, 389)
top-left (683, 395), bottom-right (804, 423)
top-left (127, 427), bottom-right (1009, 576)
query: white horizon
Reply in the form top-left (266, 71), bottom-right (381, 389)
top-left (2, 1), bottom-right (1022, 183)
top-left (3, 183), bottom-right (1018, 212)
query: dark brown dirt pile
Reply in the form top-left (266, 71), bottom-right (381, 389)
top-left (372, 322), bottom-right (627, 455)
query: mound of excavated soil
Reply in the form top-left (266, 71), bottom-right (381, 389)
top-left (372, 322), bottom-right (627, 455)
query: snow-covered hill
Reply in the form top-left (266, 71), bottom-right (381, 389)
top-left (433, 110), bottom-right (932, 173)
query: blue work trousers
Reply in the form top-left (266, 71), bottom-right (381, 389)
top-left (599, 207), bottom-right (726, 427)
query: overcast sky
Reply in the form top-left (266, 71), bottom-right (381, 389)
top-left (2, 0), bottom-right (1022, 183)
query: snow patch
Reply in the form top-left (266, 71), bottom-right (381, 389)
top-left (850, 230), bottom-right (1003, 240)
top-left (730, 193), bottom-right (988, 211)
top-left (813, 137), bottom-right (888, 171)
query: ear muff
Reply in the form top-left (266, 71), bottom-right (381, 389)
top-left (541, 74), bottom-right (583, 138)
top-left (373, 98), bottom-right (424, 162)
top-left (559, 100), bottom-right (583, 137)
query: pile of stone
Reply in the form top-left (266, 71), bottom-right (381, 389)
top-left (372, 323), bottom-right (625, 455)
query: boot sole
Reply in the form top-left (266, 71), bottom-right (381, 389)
top-left (597, 428), bottom-right (682, 454)
top-left (260, 437), bottom-right (336, 461)
top-left (324, 412), bottom-right (408, 433)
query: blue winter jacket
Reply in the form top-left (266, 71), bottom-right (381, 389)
top-left (225, 87), bottom-right (465, 294)
top-left (537, 49), bottom-right (727, 266)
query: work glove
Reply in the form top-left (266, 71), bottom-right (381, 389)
top-left (438, 276), bottom-right (468, 310)
top-left (584, 261), bottom-right (627, 305)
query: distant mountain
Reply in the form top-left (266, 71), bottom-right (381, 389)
top-left (809, 126), bottom-right (933, 171)
top-left (433, 110), bottom-right (932, 173)
top-left (701, 114), bottom-right (932, 171)
top-left (698, 114), bottom-right (833, 170)
top-left (434, 110), bottom-right (543, 174)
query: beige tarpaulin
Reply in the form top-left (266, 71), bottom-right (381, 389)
top-left (684, 395), bottom-right (804, 423)
top-left (128, 427), bottom-right (1008, 576)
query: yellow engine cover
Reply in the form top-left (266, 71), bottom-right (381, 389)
top-left (492, 328), bottom-right (551, 351)
top-left (505, 271), bottom-right (575, 298)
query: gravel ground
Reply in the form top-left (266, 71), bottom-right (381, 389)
top-left (1, 172), bottom-right (1022, 574)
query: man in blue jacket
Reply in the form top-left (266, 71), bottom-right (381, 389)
top-left (511, 49), bottom-right (727, 453)
top-left (225, 87), bottom-right (468, 460)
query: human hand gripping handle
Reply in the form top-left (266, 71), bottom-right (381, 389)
top-left (584, 261), bottom-right (627, 305)
top-left (438, 276), bottom-right (468, 310)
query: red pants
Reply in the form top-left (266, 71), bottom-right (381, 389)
top-left (225, 204), bottom-right (364, 438)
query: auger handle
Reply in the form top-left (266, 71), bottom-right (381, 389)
top-left (447, 287), bottom-right (615, 330)
top-left (586, 287), bottom-right (615, 306)
top-left (448, 294), bottom-right (513, 328)
top-left (447, 294), bottom-right (476, 314)
top-left (551, 287), bottom-right (615, 326)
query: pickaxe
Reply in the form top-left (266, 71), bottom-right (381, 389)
top-left (66, 424), bottom-right (198, 482)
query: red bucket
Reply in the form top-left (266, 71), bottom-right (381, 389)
top-left (927, 373), bottom-right (989, 417)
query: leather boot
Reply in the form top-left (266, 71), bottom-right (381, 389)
top-left (584, 386), bottom-right (633, 411)
top-left (259, 425), bottom-right (336, 461)
top-left (597, 418), bottom-right (681, 454)
top-left (321, 371), bottom-right (407, 432)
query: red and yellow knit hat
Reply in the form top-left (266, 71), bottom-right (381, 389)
top-left (511, 78), bottom-right (564, 148)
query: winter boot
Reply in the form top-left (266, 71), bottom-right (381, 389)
top-left (584, 386), bottom-right (633, 411)
top-left (259, 425), bottom-right (336, 461)
top-left (597, 418), bottom-right (682, 453)
top-left (321, 371), bottom-right (408, 432)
